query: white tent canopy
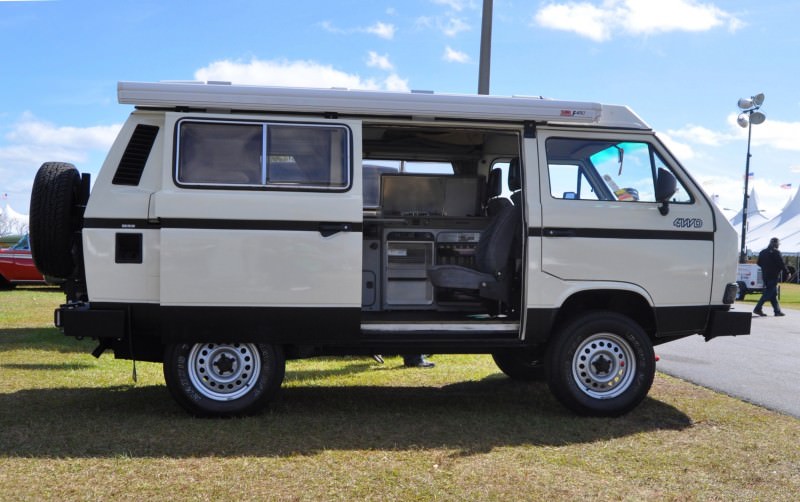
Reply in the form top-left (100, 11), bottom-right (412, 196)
top-left (0, 204), bottom-right (29, 236)
top-left (729, 188), bottom-right (770, 230)
top-left (744, 186), bottom-right (800, 255)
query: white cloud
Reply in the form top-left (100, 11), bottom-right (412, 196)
top-left (664, 115), bottom-right (800, 218)
top-left (6, 112), bottom-right (119, 151)
top-left (656, 132), bottom-right (695, 161)
top-left (748, 116), bottom-right (800, 152)
top-left (366, 51), bottom-right (394, 71)
top-left (432, 0), bottom-right (473, 12)
top-left (534, 0), bottom-right (743, 42)
top-left (441, 17), bottom-right (470, 37)
top-left (667, 114), bottom-right (800, 153)
top-left (195, 58), bottom-right (409, 92)
top-left (320, 20), bottom-right (396, 40)
top-left (319, 20), bottom-right (346, 35)
top-left (365, 21), bottom-right (396, 39)
top-left (0, 113), bottom-right (121, 212)
top-left (535, 2), bottom-right (610, 41)
top-left (693, 174), bottom-right (795, 218)
top-left (666, 124), bottom-right (737, 147)
top-left (1, 113), bottom-right (120, 173)
top-left (443, 46), bottom-right (470, 63)
top-left (383, 74), bottom-right (411, 92)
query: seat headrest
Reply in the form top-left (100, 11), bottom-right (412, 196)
top-left (508, 158), bottom-right (521, 191)
top-left (487, 168), bottom-right (503, 198)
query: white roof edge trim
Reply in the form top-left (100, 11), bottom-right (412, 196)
top-left (117, 81), bottom-right (649, 129)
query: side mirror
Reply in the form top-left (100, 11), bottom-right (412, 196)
top-left (655, 168), bottom-right (677, 216)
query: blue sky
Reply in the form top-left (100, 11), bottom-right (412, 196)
top-left (2, 0), bottom-right (800, 218)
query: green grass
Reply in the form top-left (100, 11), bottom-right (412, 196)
top-left (738, 282), bottom-right (800, 307)
top-left (2, 287), bottom-right (800, 501)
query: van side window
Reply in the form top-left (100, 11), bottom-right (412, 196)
top-left (176, 120), bottom-right (350, 190)
top-left (267, 125), bottom-right (348, 187)
top-left (548, 163), bottom-right (599, 200)
top-left (178, 122), bottom-right (262, 185)
top-left (546, 138), bottom-right (691, 203)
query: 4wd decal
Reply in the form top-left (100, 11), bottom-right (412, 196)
top-left (673, 217), bottom-right (703, 229)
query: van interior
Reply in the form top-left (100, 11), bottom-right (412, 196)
top-left (359, 122), bottom-right (524, 333)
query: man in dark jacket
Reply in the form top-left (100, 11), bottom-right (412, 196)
top-left (754, 237), bottom-right (790, 317)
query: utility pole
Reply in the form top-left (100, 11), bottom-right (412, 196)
top-left (478, 0), bottom-right (493, 95)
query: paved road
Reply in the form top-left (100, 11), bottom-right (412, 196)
top-left (656, 306), bottom-right (800, 418)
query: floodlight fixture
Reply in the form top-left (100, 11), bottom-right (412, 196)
top-left (736, 92), bottom-right (766, 263)
top-left (737, 113), bottom-right (749, 128)
top-left (737, 93), bottom-right (765, 111)
top-left (750, 111), bottom-right (766, 125)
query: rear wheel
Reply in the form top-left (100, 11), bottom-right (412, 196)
top-left (546, 312), bottom-right (654, 416)
top-left (163, 342), bottom-right (285, 417)
top-left (29, 162), bottom-right (82, 279)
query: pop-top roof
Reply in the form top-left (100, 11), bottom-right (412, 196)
top-left (117, 81), bottom-right (650, 129)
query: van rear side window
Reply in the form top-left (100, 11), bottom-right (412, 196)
top-left (176, 120), bottom-right (350, 190)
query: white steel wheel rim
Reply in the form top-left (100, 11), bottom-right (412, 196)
top-left (572, 332), bottom-right (636, 399)
top-left (187, 343), bottom-right (261, 401)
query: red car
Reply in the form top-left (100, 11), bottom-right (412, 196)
top-left (0, 234), bottom-right (47, 288)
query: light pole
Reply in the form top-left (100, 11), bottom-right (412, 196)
top-left (736, 93), bottom-right (766, 263)
top-left (478, 0), bottom-right (493, 95)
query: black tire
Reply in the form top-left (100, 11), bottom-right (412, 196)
top-left (29, 162), bottom-right (82, 278)
top-left (163, 342), bottom-right (285, 417)
top-left (546, 312), bottom-right (655, 417)
top-left (492, 349), bottom-right (547, 381)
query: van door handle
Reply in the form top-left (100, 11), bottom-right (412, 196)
top-left (543, 228), bottom-right (576, 237)
top-left (319, 222), bottom-right (351, 237)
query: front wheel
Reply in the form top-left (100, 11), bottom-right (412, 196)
top-left (163, 342), bottom-right (285, 417)
top-left (546, 312), bottom-right (655, 416)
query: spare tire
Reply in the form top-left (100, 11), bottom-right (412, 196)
top-left (29, 162), bottom-right (82, 279)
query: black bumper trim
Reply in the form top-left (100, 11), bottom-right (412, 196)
top-left (704, 309), bottom-right (752, 341)
top-left (57, 303), bottom-right (126, 340)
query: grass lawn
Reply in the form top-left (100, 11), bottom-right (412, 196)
top-left (1, 287), bottom-right (799, 501)
top-left (738, 281), bottom-right (800, 308)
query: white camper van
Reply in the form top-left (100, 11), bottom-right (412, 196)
top-left (29, 81), bottom-right (750, 417)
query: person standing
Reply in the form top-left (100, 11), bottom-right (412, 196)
top-left (402, 354), bottom-right (435, 368)
top-left (754, 237), bottom-right (790, 317)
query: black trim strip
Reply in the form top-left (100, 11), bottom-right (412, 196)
top-left (83, 218), bottom-right (363, 232)
top-left (530, 227), bottom-right (713, 241)
top-left (84, 218), bottom-right (160, 229)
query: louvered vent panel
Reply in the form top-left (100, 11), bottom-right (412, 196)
top-left (111, 124), bottom-right (160, 186)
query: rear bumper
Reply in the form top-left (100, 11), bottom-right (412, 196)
top-left (704, 308), bottom-right (751, 341)
top-left (55, 302), bottom-right (126, 340)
